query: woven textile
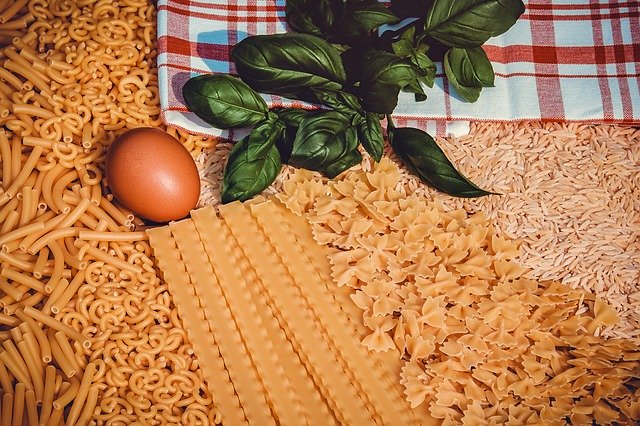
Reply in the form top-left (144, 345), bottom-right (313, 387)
top-left (157, 0), bottom-right (640, 139)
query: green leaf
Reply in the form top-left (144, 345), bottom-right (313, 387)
top-left (245, 118), bottom-right (286, 159)
top-left (424, 0), bottom-right (525, 47)
top-left (389, 126), bottom-right (493, 197)
top-left (413, 51), bottom-right (437, 88)
top-left (324, 149), bottom-right (363, 178)
top-left (360, 50), bottom-right (422, 114)
top-left (221, 121), bottom-right (283, 203)
top-left (272, 108), bottom-right (311, 163)
top-left (312, 89), bottom-right (363, 116)
top-left (290, 110), bottom-right (360, 174)
top-left (444, 47), bottom-right (494, 102)
top-left (336, 0), bottom-right (399, 37)
top-left (182, 74), bottom-right (267, 129)
top-left (391, 37), bottom-right (414, 57)
top-left (358, 112), bottom-right (384, 162)
top-left (402, 79), bottom-right (427, 102)
top-left (231, 33), bottom-right (347, 103)
top-left (285, 0), bottom-right (335, 37)
top-left (390, 29), bottom-right (436, 101)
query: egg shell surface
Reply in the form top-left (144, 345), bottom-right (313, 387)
top-left (105, 128), bottom-right (200, 223)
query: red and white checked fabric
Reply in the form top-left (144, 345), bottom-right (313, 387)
top-left (157, 0), bottom-right (640, 140)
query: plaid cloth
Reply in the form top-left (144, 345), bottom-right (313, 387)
top-left (157, 0), bottom-right (640, 140)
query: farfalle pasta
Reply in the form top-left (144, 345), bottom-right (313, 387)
top-left (278, 157), bottom-right (640, 424)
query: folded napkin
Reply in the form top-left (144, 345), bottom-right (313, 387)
top-left (157, 0), bottom-right (640, 139)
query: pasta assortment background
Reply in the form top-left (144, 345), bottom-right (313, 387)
top-left (0, 0), bottom-right (638, 425)
top-left (0, 0), bottom-right (218, 424)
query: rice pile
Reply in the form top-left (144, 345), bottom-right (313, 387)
top-left (196, 121), bottom-right (640, 343)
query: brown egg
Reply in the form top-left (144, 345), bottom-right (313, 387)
top-left (105, 128), bottom-right (200, 223)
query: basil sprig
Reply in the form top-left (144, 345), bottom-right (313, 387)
top-left (388, 124), bottom-right (495, 197)
top-left (424, 0), bottom-right (525, 48)
top-left (182, 75), bottom-right (268, 128)
top-left (231, 33), bottom-right (346, 103)
top-left (183, 0), bottom-right (525, 203)
top-left (221, 119), bottom-right (284, 203)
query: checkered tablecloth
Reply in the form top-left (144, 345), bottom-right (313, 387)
top-left (157, 0), bottom-right (640, 140)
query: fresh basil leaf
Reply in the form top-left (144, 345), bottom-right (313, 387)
top-left (274, 108), bottom-right (310, 127)
top-left (182, 74), bottom-right (267, 129)
top-left (358, 112), bottom-right (384, 162)
top-left (324, 149), bottom-right (363, 178)
top-left (444, 47), bottom-right (494, 102)
top-left (231, 33), bottom-right (347, 103)
top-left (336, 0), bottom-right (399, 37)
top-left (424, 0), bottom-right (525, 47)
top-left (391, 38), bottom-right (414, 57)
top-left (402, 79), bottom-right (427, 102)
top-left (389, 126), bottom-right (493, 197)
top-left (221, 123), bottom-right (283, 203)
top-left (312, 89), bottom-right (363, 116)
top-left (245, 118), bottom-right (286, 159)
top-left (391, 29), bottom-right (436, 96)
top-left (360, 50), bottom-right (422, 114)
top-left (413, 51), bottom-right (436, 88)
top-left (285, 0), bottom-right (335, 37)
top-left (290, 110), bottom-right (359, 172)
top-left (273, 108), bottom-right (312, 163)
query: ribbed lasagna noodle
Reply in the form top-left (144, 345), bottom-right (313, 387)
top-left (148, 200), bottom-right (429, 425)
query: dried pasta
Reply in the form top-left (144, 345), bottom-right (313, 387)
top-left (278, 158), bottom-right (640, 424)
top-left (0, 0), bottom-right (219, 423)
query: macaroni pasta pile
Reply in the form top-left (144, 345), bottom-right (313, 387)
top-left (0, 0), bottom-right (217, 424)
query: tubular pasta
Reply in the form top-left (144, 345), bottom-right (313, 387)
top-left (49, 271), bottom-right (84, 315)
top-left (40, 365), bottom-right (57, 425)
top-left (27, 226), bottom-right (81, 255)
top-left (0, 350), bottom-right (31, 391)
top-left (0, 278), bottom-right (26, 303)
top-left (50, 168), bottom-right (78, 213)
top-left (57, 197), bottom-right (90, 229)
top-left (45, 407), bottom-right (62, 426)
top-left (32, 245), bottom-right (48, 279)
top-left (1, 266), bottom-right (46, 293)
top-left (11, 382), bottom-right (24, 426)
top-left (24, 389), bottom-right (38, 426)
top-left (9, 136), bottom-right (20, 181)
top-left (16, 338), bottom-right (44, 403)
top-left (17, 308), bottom-right (52, 363)
top-left (0, 198), bottom-right (19, 223)
top-left (48, 330), bottom-right (76, 379)
top-left (0, 131), bottom-right (10, 190)
top-left (44, 239), bottom-right (64, 293)
top-left (4, 60), bottom-right (51, 95)
top-left (3, 145), bottom-right (43, 199)
top-left (0, 0), bottom-right (29, 23)
top-left (66, 361), bottom-right (96, 425)
top-left (77, 385), bottom-right (100, 425)
top-left (21, 306), bottom-right (90, 348)
top-left (0, 360), bottom-right (13, 397)
top-left (18, 186), bottom-right (33, 226)
top-left (79, 243), bottom-right (143, 275)
top-left (0, 210), bottom-right (18, 233)
top-left (54, 331), bottom-right (80, 372)
top-left (41, 163), bottom-right (65, 213)
top-left (79, 230), bottom-right (147, 242)
top-left (1, 392), bottom-right (12, 426)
